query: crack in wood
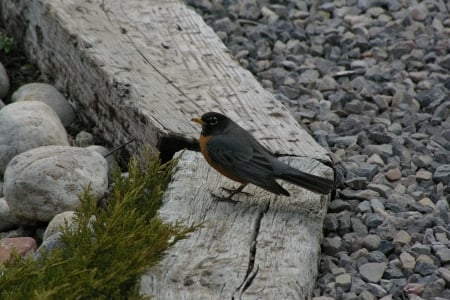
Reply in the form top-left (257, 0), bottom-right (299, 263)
top-left (232, 201), bottom-right (270, 299)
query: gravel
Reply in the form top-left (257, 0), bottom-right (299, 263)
top-left (185, 0), bottom-right (450, 299)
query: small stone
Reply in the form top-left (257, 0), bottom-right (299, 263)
top-left (410, 3), bottom-right (428, 22)
top-left (378, 240), bottom-right (395, 256)
top-left (75, 131), bottom-right (94, 147)
top-left (367, 184), bottom-right (391, 198)
top-left (363, 235), bottom-right (381, 251)
top-left (336, 211), bottom-right (353, 235)
top-left (344, 99), bottom-right (363, 114)
top-left (332, 136), bottom-right (359, 147)
top-left (298, 69), bottom-right (320, 84)
top-left (357, 201), bottom-right (372, 214)
top-left (366, 283), bottom-right (387, 298)
top-left (350, 276), bottom-right (366, 294)
top-left (35, 232), bottom-right (64, 260)
top-left (331, 267), bottom-right (346, 275)
top-left (433, 165), bottom-right (450, 185)
top-left (389, 41), bottom-right (414, 58)
top-left (365, 213), bottom-right (384, 228)
top-left (359, 262), bottom-right (386, 283)
top-left (368, 132), bottom-right (392, 144)
top-left (393, 230), bottom-right (411, 246)
top-left (329, 199), bottom-right (352, 212)
top-left (345, 177), bottom-right (367, 189)
top-left (322, 236), bottom-right (342, 254)
top-left (0, 237), bottom-right (37, 263)
top-left (362, 144), bottom-right (393, 161)
top-left (412, 155), bottom-right (433, 168)
top-left (213, 17), bottom-right (235, 34)
top-left (359, 290), bottom-right (376, 300)
top-left (367, 251), bottom-right (388, 263)
top-left (435, 200), bottom-right (450, 224)
top-left (339, 189), bottom-right (380, 201)
top-left (422, 278), bottom-right (445, 299)
top-left (415, 255), bottom-right (438, 276)
top-left (335, 273), bottom-right (352, 292)
top-left (436, 267), bottom-right (450, 286)
top-left (418, 197), bottom-right (435, 209)
top-left (43, 211), bottom-right (77, 241)
top-left (351, 217), bottom-right (368, 237)
top-left (341, 292), bottom-right (358, 300)
top-left (353, 163), bottom-right (378, 180)
top-left (403, 283), bottom-right (424, 296)
top-left (385, 168), bottom-right (402, 181)
top-left (383, 264), bottom-right (404, 279)
top-left (423, 228), bottom-right (436, 244)
top-left (411, 243), bottom-right (431, 255)
top-left (436, 248), bottom-right (450, 264)
top-left (323, 213), bottom-right (339, 232)
top-left (416, 170), bottom-right (432, 181)
top-left (400, 251), bottom-right (416, 270)
top-left (367, 154), bottom-right (385, 166)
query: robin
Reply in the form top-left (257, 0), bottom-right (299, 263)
top-left (191, 112), bottom-right (334, 200)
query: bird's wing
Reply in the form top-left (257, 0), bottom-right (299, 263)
top-left (206, 133), bottom-right (274, 181)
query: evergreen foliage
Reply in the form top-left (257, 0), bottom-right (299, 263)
top-left (0, 152), bottom-right (193, 299)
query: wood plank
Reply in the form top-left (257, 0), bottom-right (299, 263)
top-left (140, 151), bottom-right (332, 299)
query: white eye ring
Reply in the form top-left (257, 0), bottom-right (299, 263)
top-left (209, 117), bottom-right (218, 125)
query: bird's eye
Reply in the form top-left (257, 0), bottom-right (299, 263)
top-left (209, 117), bottom-right (218, 125)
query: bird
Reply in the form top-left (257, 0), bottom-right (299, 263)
top-left (191, 112), bottom-right (334, 201)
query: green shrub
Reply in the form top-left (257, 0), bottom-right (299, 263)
top-left (0, 32), bottom-right (13, 54)
top-left (0, 151), bottom-right (194, 299)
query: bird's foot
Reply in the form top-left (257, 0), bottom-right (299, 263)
top-left (211, 184), bottom-right (250, 203)
top-left (220, 186), bottom-right (251, 196)
top-left (211, 192), bottom-right (241, 204)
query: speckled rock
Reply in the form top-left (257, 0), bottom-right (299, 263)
top-left (3, 145), bottom-right (108, 222)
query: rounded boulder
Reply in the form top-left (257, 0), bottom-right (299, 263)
top-left (0, 101), bottom-right (69, 174)
top-left (11, 83), bottom-right (75, 126)
top-left (4, 146), bottom-right (108, 222)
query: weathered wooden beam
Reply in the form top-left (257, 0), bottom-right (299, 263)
top-left (1, 0), bottom-right (334, 299)
top-left (141, 150), bottom-right (332, 299)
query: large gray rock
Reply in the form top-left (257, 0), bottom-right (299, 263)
top-left (3, 146), bottom-right (108, 222)
top-left (0, 101), bottom-right (69, 174)
top-left (11, 83), bottom-right (75, 127)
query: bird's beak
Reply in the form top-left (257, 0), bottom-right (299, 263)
top-left (191, 117), bottom-right (205, 125)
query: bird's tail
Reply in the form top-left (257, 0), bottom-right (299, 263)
top-left (278, 168), bottom-right (334, 195)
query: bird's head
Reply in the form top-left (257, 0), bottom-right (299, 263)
top-left (191, 112), bottom-right (230, 136)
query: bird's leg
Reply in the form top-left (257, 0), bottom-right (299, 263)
top-left (220, 185), bottom-right (251, 196)
top-left (211, 184), bottom-right (249, 203)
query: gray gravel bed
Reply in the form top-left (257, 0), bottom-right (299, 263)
top-left (184, 0), bottom-right (450, 299)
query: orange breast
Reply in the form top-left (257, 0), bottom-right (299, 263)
top-left (199, 134), bottom-right (246, 184)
